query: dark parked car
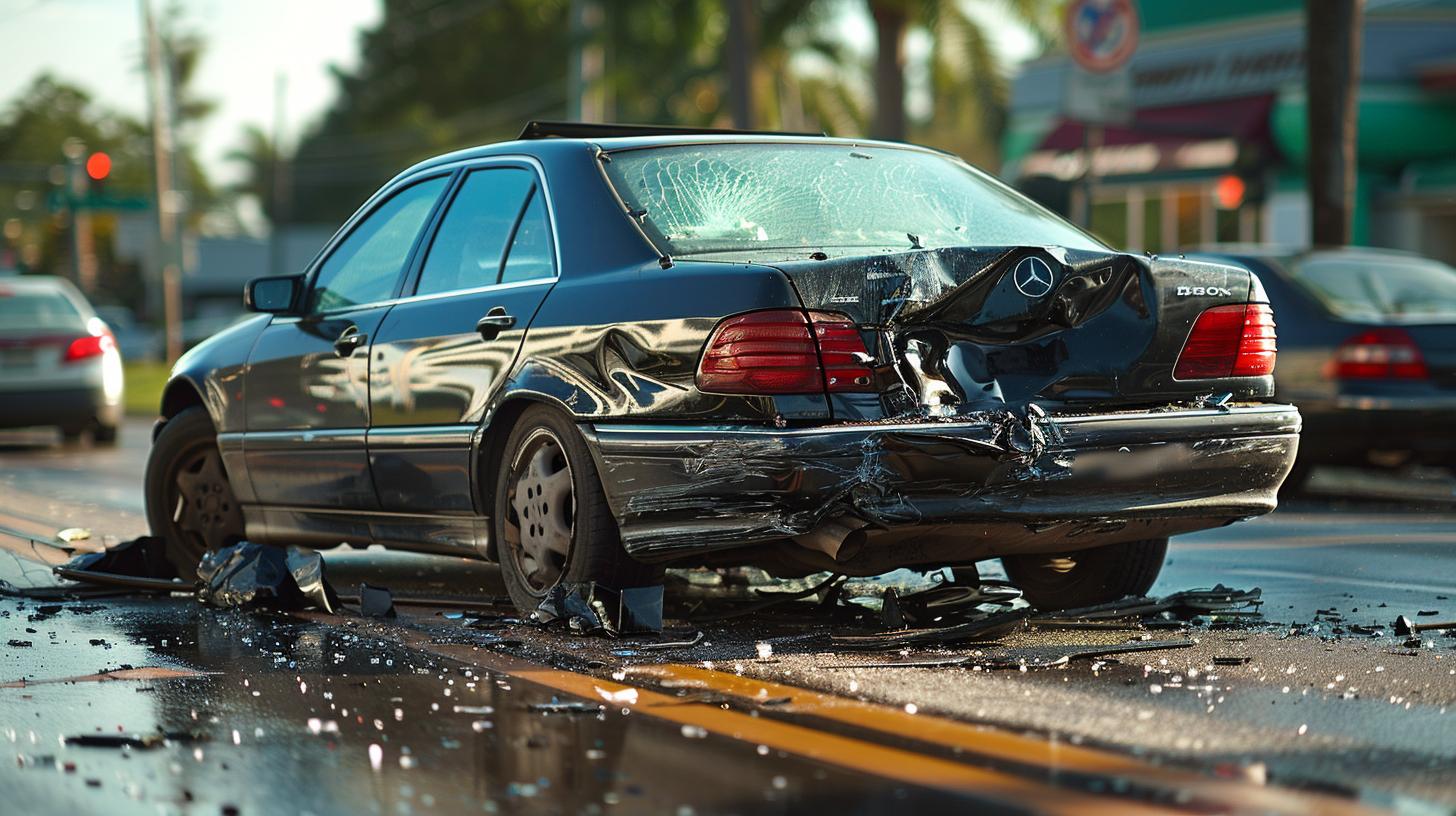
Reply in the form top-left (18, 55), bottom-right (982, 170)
top-left (145, 123), bottom-right (1299, 615)
top-left (1194, 246), bottom-right (1456, 489)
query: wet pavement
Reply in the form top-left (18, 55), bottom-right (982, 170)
top-left (3, 420), bottom-right (1456, 814)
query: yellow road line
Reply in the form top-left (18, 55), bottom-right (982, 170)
top-left (625, 663), bottom-right (1378, 816)
top-left (447, 647), bottom-right (1175, 816)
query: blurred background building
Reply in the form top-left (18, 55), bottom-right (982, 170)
top-left (1003, 0), bottom-right (1456, 261)
top-left (1, 0), bottom-right (1454, 364)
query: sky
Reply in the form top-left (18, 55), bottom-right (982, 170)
top-left (0, 0), bottom-right (1038, 190)
top-left (0, 0), bottom-right (383, 185)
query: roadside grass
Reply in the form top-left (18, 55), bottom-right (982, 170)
top-left (123, 360), bottom-right (170, 417)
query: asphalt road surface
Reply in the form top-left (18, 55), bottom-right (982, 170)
top-left (2, 419), bottom-right (1454, 815)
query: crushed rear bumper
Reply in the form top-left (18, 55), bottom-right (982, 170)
top-left (581, 403), bottom-right (1300, 570)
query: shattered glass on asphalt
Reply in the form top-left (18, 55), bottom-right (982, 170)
top-left (602, 143), bottom-right (1105, 261)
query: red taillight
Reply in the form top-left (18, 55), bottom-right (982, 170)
top-left (1328, 328), bottom-right (1428, 380)
top-left (63, 332), bottom-right (115, 364)
top-left (808, 311), bottom-right (874, 392)
top-left (696, 309), bottom-right (874, 395)
top-left (1174, 303), bottom-right (1277, 380)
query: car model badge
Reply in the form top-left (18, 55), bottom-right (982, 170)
top-left (1012, 256), bottom-right (1055, 299)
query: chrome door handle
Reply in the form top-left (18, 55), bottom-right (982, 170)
top-left (333, 326), bottom-right (368, 357)
top-left (475, 307), bottom-right (516, 341)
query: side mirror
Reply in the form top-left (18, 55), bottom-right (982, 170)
top-left (244, 275), bottom-right (303, 314)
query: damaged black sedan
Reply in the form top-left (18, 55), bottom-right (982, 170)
top-left (144, 122), bottom-right (1299, 616)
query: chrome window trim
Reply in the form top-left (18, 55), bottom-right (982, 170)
top-left (298, 154), bottom-right (562, 318)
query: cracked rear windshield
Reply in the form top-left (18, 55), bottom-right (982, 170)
top-left (602, 143), bottom-right (1103, 261)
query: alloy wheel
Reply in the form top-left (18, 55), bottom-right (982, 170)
top-left (503, 427), bottom-right (575, 593)
top-left (166, 443), bottom-right (243, 560)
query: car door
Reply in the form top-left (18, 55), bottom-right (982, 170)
top-left (368, 161), bottom-right (558, 513)
top-left (242, 174), bottom-right (451, 510)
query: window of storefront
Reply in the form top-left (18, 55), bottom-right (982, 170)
top-left (1090, 182), bottom-right (1260, 253)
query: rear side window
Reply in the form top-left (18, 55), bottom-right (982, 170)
top-left (500, 188), bottom-right (554, 284)
top-left (0, 287), bottom-right (86, 331)
top-left (310, 176), bottom-right (449, 312)
top-left (1292, 257), bottom-right (1456, 320)
top-left (416, 168), bottom-right (535, 296)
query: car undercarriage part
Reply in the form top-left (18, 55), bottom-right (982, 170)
top-left (195, 541), bottom-right (340, 613)
top-left (534, 581), bottom-right (665, 635)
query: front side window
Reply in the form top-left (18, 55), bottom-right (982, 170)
top-left (416, 168), bottom-right (536, 296)
top-left (601, 143), bottom-right (1104, 261)
top-left (310, 176), bottom-right (449, 312)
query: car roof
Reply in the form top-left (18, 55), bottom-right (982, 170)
top-left (397, 130), bottom-right (956, 180)
top-left (0, 274), bottom-right (84, 295)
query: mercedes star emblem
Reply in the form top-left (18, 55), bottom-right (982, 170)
top-left (1012, 256), bottom-right (1055, 299)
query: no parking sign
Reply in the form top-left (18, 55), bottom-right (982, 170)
top-left (1065, 0), bottom-right (1140, 73)
top-left (1063, 0), bottom-right (1139, 124)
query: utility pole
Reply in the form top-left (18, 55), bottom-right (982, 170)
top-left (141, 0), bottom-right (183, 362)
top-left (567, 0), bottom-right (605, 122)
top-left (1305, 0), bottom-right (1363, 247)
top-left (726, 0), bottom-right (756, 129)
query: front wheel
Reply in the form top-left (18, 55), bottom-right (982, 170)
top-left (493, 405), bottom-right (661, 619)
top-left (1001, 538), bottom-right (1168, 612)
top-left (144, 407), bottom-right (245, 578)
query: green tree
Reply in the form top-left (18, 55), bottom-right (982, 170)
top-left (867, 0), bottom-right (1057, 167)
top-left (287, 0), bottom-right (857, 222)
top-left (0, 75), bottom-right (151, 287)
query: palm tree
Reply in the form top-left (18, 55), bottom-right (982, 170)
top-left (867, 0), bottom-right (1058, 165)
top-left (226, 124), bottom-right (284, 225)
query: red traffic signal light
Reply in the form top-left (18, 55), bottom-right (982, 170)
top-left (86, 152), bottom-right (111, 181)
top-left (1214, 174), bottom-right (1245, 210)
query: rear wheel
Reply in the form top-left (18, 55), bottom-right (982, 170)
top-left (92, 422), bottom-right (119, 447)
top-left (144, 407), bottom-right (244, 578)
top-left (493, 405), bottom-right (661, 617)
top-left (1001, 538), bottom-right (1167, 611)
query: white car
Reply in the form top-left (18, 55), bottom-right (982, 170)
top-left (0, 275), bottom-right (124, 443)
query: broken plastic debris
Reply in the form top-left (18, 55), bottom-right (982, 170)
top-left (195, 541), bottom-right (340, 612)
top-left (535, 581), bottom-right (663, 635)
top-left (358, 583), bottom-right (397, 618)
top-left (528, 697), bottom-right (606, 714)
top-left (57, 535), bottom-right (181, 588)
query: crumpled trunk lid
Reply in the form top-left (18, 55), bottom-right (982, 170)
top-left (773, 246), bottom-right (1264, 413)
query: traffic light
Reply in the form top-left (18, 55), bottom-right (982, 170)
top-left (85, 151), bottom-right (111, 182)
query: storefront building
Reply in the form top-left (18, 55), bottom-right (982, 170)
top-left (1003, 0), bottom-right (1456, 263)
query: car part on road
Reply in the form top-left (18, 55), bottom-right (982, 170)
top-left (1393, 614), bottom-right (1456, 636)
top-left (495, 405), bottom-right (663, 620)
top-left (58, 535), bottom-right (178, 581)
top-left (1030, 584), bottom-right (1264, 624)
top-left (535, 581), bottom-right (664, 635)
top-left (196, 541), bottom-right (340, 612)
top-left (144, 407), bottom-right (244, 578)
top-left (830, 608), bottom-right (1032, 650)
top-left (358, 583), bottom-right (397, 618)
top-left (1002, 538), bottom-right (1169, 611)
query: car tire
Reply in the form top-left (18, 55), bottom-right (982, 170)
top-left (144, 407), bottom-right (245, 579)
top-left (492, 404), bottom-right (662, 618)
top-left (92, 423), bottom-right (119, 447)
top-left (1001, 538), bottom-right (1168, 612)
